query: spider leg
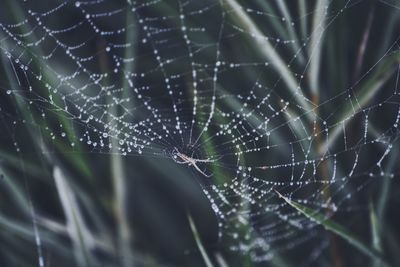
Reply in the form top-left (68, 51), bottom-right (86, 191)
top-left (194, 158), bottom-right (215, 163)
top-left (193, 163), bottom-right (213, 178)
top-left (193, 155), bottom-right (223, 163)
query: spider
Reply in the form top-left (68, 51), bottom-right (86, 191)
top-left (171, 147), bottom-right (216, 177)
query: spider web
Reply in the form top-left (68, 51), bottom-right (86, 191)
top-left (1, 0), bottom-right (400, 264)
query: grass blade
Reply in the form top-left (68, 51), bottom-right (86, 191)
top-left (53, 167), bottom-right (92, 267)
top-left (215, 252), bottom-right (228, 267)
top-left (275, 0), bottom-right (305, 64)
top-left (188, 214), bottom-right (214, 267)
top-left (299, 0), bottom-right (308, 40)
top-left (308, 0), bottom-right (328, 95)
top-left (222, 0), bottom-right (313, 116)
top-left (321, 50), bottom-right (400, 154)
top-left (275, 189), bottom-right (389, 266)
top-left (370, 202), bottom-right (382, 267)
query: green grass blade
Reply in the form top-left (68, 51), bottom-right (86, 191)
top-left (370, 202), bottom-right (382, 267)
top-left (308, 0), bottom-right (328, 95)
top-left (275, 190), bottom-right (389, 266)
top-left (222, 0), bottom-right (313, 117)
top-left (321, 51), bottom-right (400, 154)
top-left (215, 252), bottom-right (228, 267)
top-left (108, 11), bottom-right (136, 265)
top-left (188, 214), bottom-right (214, 267)
top-left (275, 0), bottom-right (305, 64)
top-left (53, 167), bottom-right (93, 267)
top-left (110, 146), bottom-right (133, 267)
top-left (299, 0), bottom-right (308, 40)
